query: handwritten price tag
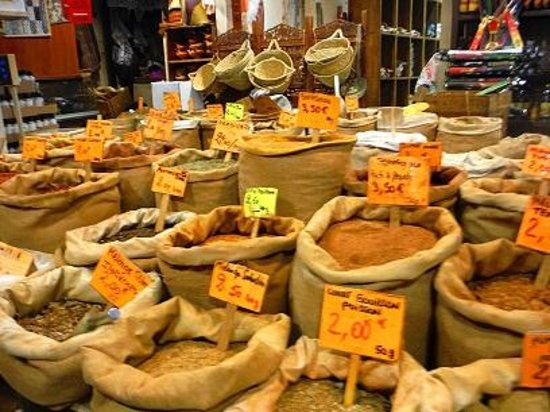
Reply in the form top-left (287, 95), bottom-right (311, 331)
top-left (367, 156), bottom-right (430, 206)
top-left (319, 285), bottom-right (406, 361)
top-left (210, 119), bottom-right (250, 153)
top-left (516, 195), bottom-right (550, 253)
top-left (143, 113), bottom-right (174, 141)
top-left (91, 246), bottom-right (152, 308)
top-left (399, 142), bottom-right (443, 171)
top-left (278, 111), bottom-right (297, 128)
top-left (206, 104), bottom-right (224, 120)
top-left (523, 145), bottom-right (550, 177)
top-left (209, 261), bottom-right (269, 312)
top-left (163, 92), bottom-right (181, 112)
top-left (74, 137), bottom-right (105, 162)
top-left (151, 167), bottom-right (188, 197)
top-left (86, 120), bottom-right (113, 139)
top-left (345, 95), bottom-right (359, 112)
top-left (225, 103), bottom-right (245, 121)
top-left (0, 241), bottom-right (33, 276)
top-left (521, 332), bottom-right (550, 388)
top-left (296, 92), bottom-right (340, 131)
top-left (22, 137), bottom-right (46, 160)
top-left (243, 187), bottom-right (278, 218)
top-left (123, 130), bottom-right (143, 146)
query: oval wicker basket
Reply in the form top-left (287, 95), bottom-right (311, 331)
top-left (214, 40), bottom-right (254, 90)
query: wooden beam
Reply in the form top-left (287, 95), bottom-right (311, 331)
top-left (365, 0), bottom-right (381, 106)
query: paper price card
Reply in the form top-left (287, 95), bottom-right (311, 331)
top-left (523, 145), bottom-right (550, 177)
top-left (0, 241), bottom-right (33, 276)
top-left (22, 137), bottom-right (46, 160)
top-left (516, 195), bottom-right (550, 254)
top-left (143, 115), bottom-right (174, 141)
top-left (210, 119), bottom-right (250, 153)
top-left (399, 142), bottom-right (443, 171)
top-left (225, 103), bottom-right (245, 121)
top-left (345, 95), bottom-right (359, 112)
top-left (278, 111), bottom-right (297, 128)
top-left (319, 286), bottom-right (406, 361)
top-left (91, 246), bottom-right (152, 308)
top-left (74, 137), bottom-right (104, 162)
top-left (243, 187), bottom-right (278, 218)
top-left (86, 120), bottom-right (113, 139)
top-left (367, 156), bottom-right (430, 206)
top-left (296, 92), bottom-right (340, 131)
top-left (163, 92), bottom-right (181, 112)
top-left (123, 130), bottom-right (143, 146)
top-left (521, 332), bottom-right (550, 388)
top-left (151, 167), bottom-right (188, 197)
top-left (209, 261), bottom-right (269, 312)
top-left (206, 104), bottom-right (224, 120)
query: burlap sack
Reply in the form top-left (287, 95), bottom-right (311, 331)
top-left (239, 133), bottom-right (356, 222)
top-left (171, 126), bottom-right (201, 149)
top-left (434, 239), bottom-right (549, 367)
top-left (477, 133), bottom-right (550, 160)
top-left (0, 249), bottom-right (56, 291)
top-left (0, 265), bottom-right (162, 408)
top-left (82, 296), bottom-right (290, 412)
top-left (458, 177), bottom-right (542, 243)
top-left (289, 196), bottom-right (462, 365)
top-left (437, 116), bottom-right (503, 153)
top-left (337, 113), bottom-right (377, 135)
top-left (350, 146), bottom-right (390, 169)
top-left (199, 121), bottom-right (216, 150)
top-left (0, 168), bottom-right (120, 253)
top-left (0, 160), bottom-right (31, 185)
top-left (157, 206), bottom-right (304, 314)
top-left (378, 113), bottom-right (439, 141)
top-left (63, 208), bottom-right (196, 266)
top-left (152, 149), bottom-right (239, 214)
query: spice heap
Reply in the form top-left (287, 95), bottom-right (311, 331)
top-left (277, 379), bottom-right (391, 412)
top-left (177, 158), bottom-right (237, 172)
top-left (34, 182), bottom-right (80, 194)
top-left (16, 299), bottom-right (106, 341)
top-left (137, 340), bottom-right (247, 377)
top-left (318, 219), bottom-right (437, 270)
top-left (98, 227), bottom-right (158, 243)
top-left (0, 172), bottom-right (17, 185)
top-left (199, 233), bottom-right (251, 246)
top-left (468, 274), bottom-right (550, 312)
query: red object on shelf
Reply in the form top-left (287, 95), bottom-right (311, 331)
top-left (62, 0), bottom-right (93, 25)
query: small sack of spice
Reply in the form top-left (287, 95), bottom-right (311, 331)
top-left (81, 296), bottom-right (290, 412)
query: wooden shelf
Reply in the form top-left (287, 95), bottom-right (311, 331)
top-left (522, 9), bottom-right (550, 18)
top-left (458, 12), bottom-right (480, 22)
top-left (168, 58), bottom-right (212, 64)
top-left (2, 103), bottom-right (57, 120)
top-left (0, 80), bottom-right (37, 95)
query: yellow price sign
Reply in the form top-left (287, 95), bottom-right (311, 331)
top-left (225, 103), bottom-right (245, 121)
top-left (210, 119), bottom-right (250, 153)
top-left (143, 114), bottom-right (174, 141)
top-left (296, 92), bottom-right (340, 131)
top-left (74, 137), bottom-right (105, 162)
top-left (516, 195), bottom-right (550, 254)
top-left (0, 241), bottom-right (34, 276)
top-left (278, 111), bottom-right (297, 128)
top-left (163, 91), bottom-right (181, 112)
top-left (345, 95), bottom-right (359, 112)
top-left (403, 102), bottom-right (429, 116)
top-left (91, 246), bottom-right (153, 308)
top-left (521, 332), bottom-right (550, 388)
top-left (206, 104), bottom-right (224, 120)
top-left (86, 120), bottom-right (113, 139)
top-left (399, 142), bottom-right (443, 172)
top-left (123, 130), bottom-right (143, 146)
top-left (151, 167), bottom-right (188, 197)
top-left (243, 187), bottom-right (278, 218)
top-left (209, 261), bottom-right (269, 313)
top-left (523, 145), bottom-right (550, 178)
top-left (319, 285), bottom-right (405, 361)
top-left (367, 156), bottom-right (430, 206)
top-left (22, 137), bottom-right (47, 160)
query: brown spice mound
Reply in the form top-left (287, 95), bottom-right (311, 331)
top-left (98, 227), bottom-right (158, 243)
top-left (199, 233), bottom-right (251, 246)
top-left (468, 273), bottom-right (550, 312)
top-left (16, 299), bottom-right (106, 341)
top-left (137, 340), bottom-right (247, 377)
top-left (34, 182), bottom-right (80, 194)
top-left (318, 219), bottom-right (437, 270)
top-left (277, 379), bottom-right (391, 412)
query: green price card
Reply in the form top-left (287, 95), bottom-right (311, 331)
top-left (225, 103), bottom-right (245, 121)
top-left (243, 187), bottom-right (278, 218)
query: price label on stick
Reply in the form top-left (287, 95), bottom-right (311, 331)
top-left (123, 130), bottom-right (143, 146)
top-left (206, 104), bottom-right (224, 120)
top-left (209, 261), bottom-right (269, 312)
top-left (225, 103), bottom-right (245, 121)
top-left (151, 167), bottom-right (188, 197)
top-left (91, 246), bottom-right (152, 308)
top-left (345, 96), bottom-right (359, 112)
top-left (516, 195), bottom-right (550, 254)
top-left (163, 91), bottom-right (181, 112)
top-left (278, 111), bottom-right (297, 128)
top-left (243, 187), bottom-right (278, 218)
top-left (74, 137), bottom-right (104, 162)
top-left (210, 119), bottom-right (250, 153)
top-left (521, 331), bottom-right (550, 388)
top-left (399, 142), bottom-right (443, 171)
top-left (143, 113), bottom-right (174, 141)
top-left (296, 92), bottom-right (340, 131)
top-left (22, 137), bottom-right (46, 160)
top-left (319, 286), bottom-right (406, 361)
top-left (367, 156), bottom-right (430, 206)
top-left (86, 120), bottom-right (113, 139)
top-left (0, 241), bottom-right (34, 276)
top-left (523, 145), bottom-right (550, 177)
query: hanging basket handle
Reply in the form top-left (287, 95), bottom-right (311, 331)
top-left (266, 38), bottom-right (282, 51)
top-left (238, 39), bottom-right (252, 51)
top-left (329, 28), bottom-right (345, 39)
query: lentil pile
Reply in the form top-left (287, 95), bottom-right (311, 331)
top-left (277, 379), bottom-right (391, 412)
top-left (177, 158), bottom-right (236, 172)
top-left (16, 299), bottom-right (106, 341)
top-left (318, 219), bottom-right (438, 270)
top-left (98, 227), bottom-right (157, 243)
top-left (468, 273), bottom-right (550, 312)
top-left (137, 340), bottom-right (247, 377)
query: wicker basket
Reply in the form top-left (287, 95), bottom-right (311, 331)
top-left (246, 57), bottom-right (295, 84)
top-left (313, 48), bottom-right (356, 87)
top-left (305, 29), bottom-right (354, 76)
top-left (214, 40), bottom-right (254, 91)
top-left (436, 116), bottom-right (503, 153)
top-left (252, 39), bottom-right (294, 70)
top-left (190, 57), bottom-right (219, 93)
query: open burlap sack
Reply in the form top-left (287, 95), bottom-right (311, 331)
top-left (0, 168), bottom-right (120, 253)
top-left (63, 208), bottom-right (195, 266)
top-left (350, 146), bottom-right (389, 169)
top-left (239, 133), bottom-right (356, 222)
top-left (157, 206), bottom-right (304, 314)
top-left (434, 239), bottom-right (548, 367)
top-left (436, 117), bottom-right (502, 153)
top-left (378, 112), bottom-right (439, 141)
top-left (0, 159), bottom-right (31, 185)
top-left (290, 196), bottom-right (462, 365)
top-left (458, 177), bottom-right (542, 243)
top-left (337, 113), bottom-right (377, 135)
top-left (171, 126), bottom-right (201, 149)
top-left (82, 296), bottom-right (290, 412)
top-left (477, 133), bottom-right (550, 160)
top-left (152, 148), bottom-right (239, 214)
top-left (0, 265), bottom-right (162, 408)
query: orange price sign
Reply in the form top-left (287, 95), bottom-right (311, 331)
top-left (206, 104), bottom-right (224, 120)
top-left (123, 130), bottom-right (143, 146)
top-left (278, 111), bottom-right (297, 128)
top-left (22, 137), bottom-right (46, 160)
top-left (319, 285), bottom-right (405, 361)
top-left (91, 246), bottom-right (152, 308)
top-left (151, 167), bottom-right (188, 197)
top-left (163, 91), bottom-right (181, 112)
top-left (523, 145), bottom-right (550, 178)
top-left (516, 195), bottom-right (550, 254)
top-left (143, 113), bottom-right (174, 141)
top-left (86, 120), bottom-right (113, 139)
top-left (74, 137), bottom-right (105, 162)
top-left (399, 142), bottom-right (443, 171)
top-left (345, 95), bottom-right (359, 112)
top-left (210, 119), bottom-right (250, 153)
top-left (367, 156), bottom-right (430, 206)
top-left (296, 92), bottom-right (340, 131)
top-left (0, 241), bottom-right (34, 276)
top-left (521, 331), bottom-right (550, 388)
top-left (209, 261), bottom-right (269, 313)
